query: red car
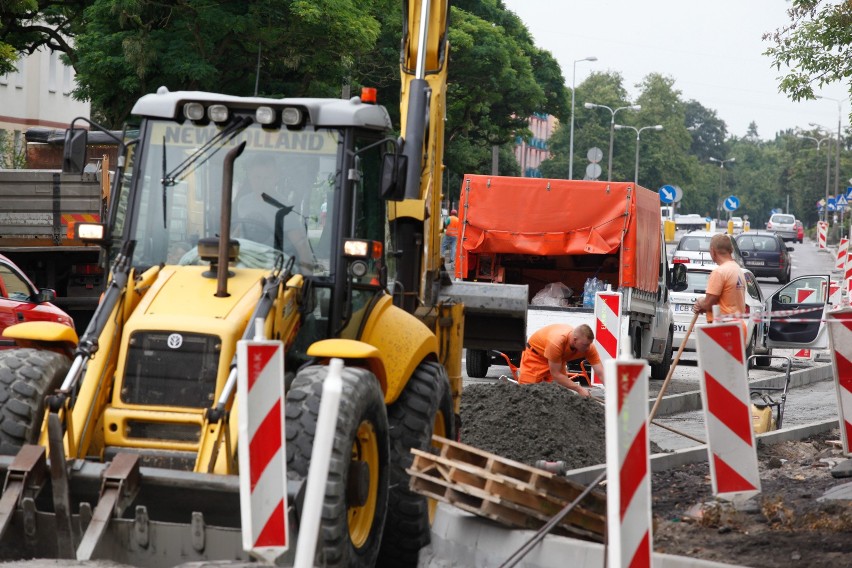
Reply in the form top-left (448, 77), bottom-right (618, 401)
top-left (0, 254), bottom-right (74, 347)
top-left (795, 220), bottom-right (804, 244)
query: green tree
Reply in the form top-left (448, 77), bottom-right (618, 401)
top-left (764, 1), bottom-right (852, 119)
top-left (72, 0), bottom-right (384, 126)
top-left (0, 0), bottom-right (91, 74)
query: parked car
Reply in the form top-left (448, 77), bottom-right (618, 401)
top-left (670, 265), bottom-right (769, 360)
top-left (671, 230), bottom-right (745, 268)
top-left (765, 213), bottom-right (797, 242)
top-left (0, 253), bottom-right (74, 347)
top-left (795, 220), bottom-right (804, 243)
top-left (735, 231), bottom-right (792, 283)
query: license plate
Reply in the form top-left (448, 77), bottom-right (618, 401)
top-left (674, 304), bottom-right (693, 312)
top-left (673, 324), bottom-right (688, 333)
top-left (747, 260), bottom-right (765, 266)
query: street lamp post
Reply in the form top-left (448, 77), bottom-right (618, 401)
top-left (817, 96), bottom-right (845, 212)
top-left (798, 134), bottom-right (832, 224)
top-left (614, 124), bottom-right (663, 185)
top-left (584, 102), bottom-right (641, 181)
top-left (568, 56), bottom-right (597, 180)
top-left (708, 157), bottom-right (736, 222)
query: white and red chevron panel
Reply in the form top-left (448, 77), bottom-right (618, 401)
top-left (604, 357), bottom-right (652, 568)
top-left (828, 308), bottom-right (852, 454)
top-left (237, 340), bottom-right (289, 562)
top-left (593, 291), bottom-right (625, 388)
top-left (696, 322), bottom-right (761, 500)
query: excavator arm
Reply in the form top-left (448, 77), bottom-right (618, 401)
top-left (389, 0), bottom-right (449, 312)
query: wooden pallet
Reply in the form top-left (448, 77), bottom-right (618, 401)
top-left (407, 436), bottom-right (606, 542)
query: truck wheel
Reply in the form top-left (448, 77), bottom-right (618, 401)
top-left (0, 348), bottom-right (70, 455)
top-left (378, 361), bottom-right (455, 568)
top-left (650, 326), bottom-right (674, 381)
top-left (285, 365), bottom-right (389, 568)
top-left (465, 349), bottom-right (489, 378)
top-left (754, 349), bottom-right (773, 367)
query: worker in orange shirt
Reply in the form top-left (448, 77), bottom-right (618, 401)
top-left (693, 233), bottom-right (747, 336)
top-left (441, 209), bottom-right (460, 273)
top-left (518, 323), bottom-right (602, 397)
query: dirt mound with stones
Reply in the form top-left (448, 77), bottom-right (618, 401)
top-left (460, 382), bottom-right (661, 470)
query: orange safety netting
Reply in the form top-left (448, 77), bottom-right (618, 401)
top-left (457, 175), bottom-right (660, 292)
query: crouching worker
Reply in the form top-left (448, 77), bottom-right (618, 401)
top-left (518, 324), bottom-right (602, 398)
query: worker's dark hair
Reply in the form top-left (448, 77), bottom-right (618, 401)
top-left (710, 233), bottom-right (733, 254)
top-left (574, 324), bottom-right (594, 341)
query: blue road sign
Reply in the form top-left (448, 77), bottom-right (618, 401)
top-left (723, 195), bottom-right (740, 212)
top-left (838, 195), bottom-right (848, 208)
top-left (659, 185), bottom-right (676, 204)
top-left (847, 186), bottom-right (852, 200)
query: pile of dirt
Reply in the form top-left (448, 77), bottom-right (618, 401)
top-left (653, 430), bottom-right (852, 567)
top-left (460, 382), bottom-right (661, 470)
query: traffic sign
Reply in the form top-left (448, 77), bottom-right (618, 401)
top-left (588, 147), bottom-right (604, 163)
top-left (659, 185), bottom-right (676, 204)
top-left (673, 185), bottom-right (684, 203)
top-left (838, 195), bottom-right (849, 209)
top-left (771, 208), bottom-right (782, 214)
top-left (586, 163), bottom-right (602, 180)
top-left (723, 195), bottom-right (740, 212)
top-left (847, 186), bottom-right (852, 200)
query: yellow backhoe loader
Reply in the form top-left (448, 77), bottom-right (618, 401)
top-left (0, 1), bottom-right (526, 566)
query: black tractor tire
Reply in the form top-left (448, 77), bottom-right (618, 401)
top-left (465, 349), bottom-right (489, 378)
top-left (650, 326), bottom-right (674, 381)
top-left (377, 361), bottom-right (456, 568)
top-left (0, 349), bottom-right (70, 455)
top-left (285, 365), bottom-right (389, 568)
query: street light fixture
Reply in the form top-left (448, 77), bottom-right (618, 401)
top-left (585, 102), bottom-right (641, 181)
top-left (798, 134), bottom-right (833, 224)
top-left (568, 56), bottom-right (597, 180)
top-left (708, 157), bottom-right (736, 221)
top-left (614, 124), bottom-right (663, 185)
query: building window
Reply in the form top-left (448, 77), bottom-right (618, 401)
top-left (14, 61), bottom-right (24, 89)
top-left (62, 62), bottom-right (72, 96)
top-left (48, 51), bottom-right (58, 93)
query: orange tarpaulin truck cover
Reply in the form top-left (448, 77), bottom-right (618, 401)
top-left (457, 175), bottom-right (661, 294)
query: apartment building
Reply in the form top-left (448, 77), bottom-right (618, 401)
top-left (0, 49), bottom-right (90, 164)
top-left (513, 112), bottom-right (557, 178)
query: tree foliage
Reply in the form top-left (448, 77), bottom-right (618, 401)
top-left (764, 1), bottom-right (852, 118)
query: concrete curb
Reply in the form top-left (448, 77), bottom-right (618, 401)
top-left (564, 417), bottom-right (840, 485)
top-left (650, 362), bottom-right (833, 417)
top-left (420, 504), bottom-right (746, 568)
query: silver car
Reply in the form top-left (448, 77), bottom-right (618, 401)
top-left (765, 213), bottom-right (797, 242)
top-left (671, 230), bottom-right (745, 268)
top-left (670, 266), bottom-right (769, 359)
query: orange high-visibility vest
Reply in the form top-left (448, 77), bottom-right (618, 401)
top-left (445, 215), bottom-right (460, 237)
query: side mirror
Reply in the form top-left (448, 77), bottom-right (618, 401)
top-left (33, 288), bottom-right (56, 303)
top-left (669, 263), bottom-right (688, 292)
top-left (380, 152), bottom-right (407, 201)
top-left (63, 128), bottom-right (88, 174)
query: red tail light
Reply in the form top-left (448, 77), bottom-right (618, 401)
top-left (672, 256), bottom-right (690, 264)
top-left (779, 252), bottom-right (785, 266)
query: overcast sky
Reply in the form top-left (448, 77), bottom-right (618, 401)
top-left (501, 0), bottom-right (849, 140)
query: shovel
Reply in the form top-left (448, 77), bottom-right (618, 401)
top-left (649, 310), bottom-right (700, 423)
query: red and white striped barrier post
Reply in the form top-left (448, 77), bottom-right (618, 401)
top-left (819, 221), bottom-right (828, 250)
top-left (604, 343), bottom-right (652, 568)
top-left (237, 330), bottom-right (290, 563)
top-left (837, 238), bottom-right (849, 271)
top-left (696, 320), bottom-right (761, 500)
top-left (828, 308), bottom-right (852, 454)
top-left (593, 291), bottom-right (625, 388)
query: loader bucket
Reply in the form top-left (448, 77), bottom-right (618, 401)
top-left (440, 281), bottom-right (528, 352)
